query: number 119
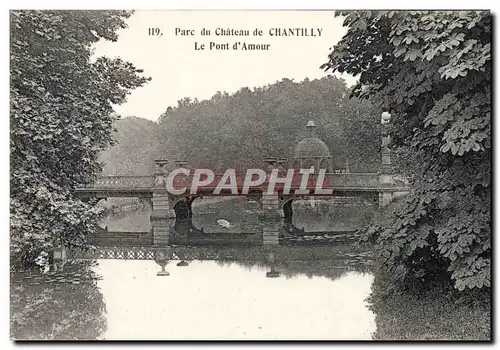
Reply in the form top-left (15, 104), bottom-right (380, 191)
top-left (148, 28), bottom-right (162, 36)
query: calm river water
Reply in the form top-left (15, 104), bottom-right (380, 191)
top-left (11, 197), bottom-right (377, 340)
top-left (94, 260), bottom-right (375, 340)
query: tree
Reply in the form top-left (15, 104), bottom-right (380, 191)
top-left (322, 11), bottom-right (491, 291)
top-left (10, 10), bottom-right (150, 266)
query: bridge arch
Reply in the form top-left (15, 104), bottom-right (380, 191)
top-left (173, 197), bottom-right (192, 220)
top-left (282, 198), bottom-right (294, 224)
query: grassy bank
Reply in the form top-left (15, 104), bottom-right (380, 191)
top-left (368, 269), bottom-right (491, 340)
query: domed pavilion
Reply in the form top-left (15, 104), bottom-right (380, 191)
top-left (291, 120), bottom-right (333, 171)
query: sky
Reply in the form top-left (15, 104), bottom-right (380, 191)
top-left (92, 10), bottom-right (357, 122)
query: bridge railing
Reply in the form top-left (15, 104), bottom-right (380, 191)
top-left (324, 173), bottom-right (379, 188)
top-left (79, 172), bottom-right (405, 192)
top-left (88, 176), bottom-right (154, 189)
top-left (165, 172), bottom-right (382, 191)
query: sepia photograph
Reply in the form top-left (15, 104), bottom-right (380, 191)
top-left (8, 7), bottom-right (492, 341)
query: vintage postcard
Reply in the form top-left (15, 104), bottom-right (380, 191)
top-left (9, 9), bottom-right (491, 341)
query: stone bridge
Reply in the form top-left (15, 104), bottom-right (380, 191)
top-left (75, 170), bottom-right (409, 226)
top-left (75, 172), bottom-right (408, 201)
top-left (71, 113), bottom-right (409, 258)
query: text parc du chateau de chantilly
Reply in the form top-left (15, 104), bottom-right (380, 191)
top-left (174, 27), bottom-right (323, 51)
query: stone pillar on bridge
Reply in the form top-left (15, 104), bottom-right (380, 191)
top-left (262, 217), bottom-right (282, 245)
top-left (260, 157), bottom-right (285, 220)
top-left (259, 164), bottom-right (284, 278)
top-left (151, 159), bottom-right (175, 245)
top-left (379, 112), bottom-right (394, 208)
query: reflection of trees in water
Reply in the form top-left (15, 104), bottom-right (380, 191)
top-left (98, 198), bottom-right (149, 219)
top-left (278, 260), bottom-right (372, 281)
top-left (292, 199), bottom-right (376, 232)
top-left (10, 261), bottom-right (106, 340)
top-left (213, 243), bottom-right (373, 283)
top-left (215, 259), bottom-right (372, 282)
top-left (100, 210), bottom-right (151, 232)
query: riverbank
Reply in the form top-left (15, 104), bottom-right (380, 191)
top-left (368, 269), bottom-right (491, 340)
top-left (10, 261), bottom-right (106, 340)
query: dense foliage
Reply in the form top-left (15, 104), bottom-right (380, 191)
top-left (322, 11), bottom-right (491, 290)
top-left (101, 76), bottom-right (380, 175)
top-left (367, 267), bottom-right (490, 340)
top-left (10, 10), bottom-right (150, 267)
top-left (156, 76), bottom-right (379, 171)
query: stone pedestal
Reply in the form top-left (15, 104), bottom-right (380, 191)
top-left (151, 191), bottom-right (176, 219)
top-left (262, 222), bottom-right (281, 245)
top-left (379, 112), bottom-right (394, 208)
top-left (259, 193), bottom-right (285, 219)
top-left (151, 188), bottom-right (175, 245)
top-left (379, 170), bottom-right (395, 207)
top-left (379, 156), bottom-right (395, 208)
top-left (151, 216), bottom-right (174, 246)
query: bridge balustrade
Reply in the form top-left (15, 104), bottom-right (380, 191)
top-left (82, 172), bottom-right (385, 192)
top-left (324, 173), bottom-right (379, 189)
top-left (90, 176), bottom-right (154, 189)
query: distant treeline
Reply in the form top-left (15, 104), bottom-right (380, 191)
top-left (100, 76), bottom-right (381, 175)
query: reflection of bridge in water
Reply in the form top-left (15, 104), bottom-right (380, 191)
top-left (92, 218), bottom-right (361, 247)
top-left (57, 218), bottom-right (373, 278)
